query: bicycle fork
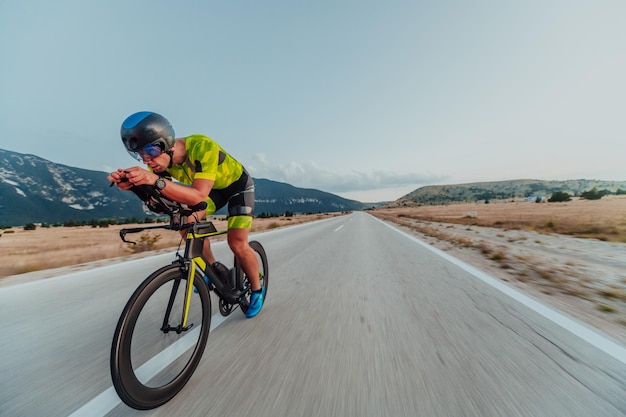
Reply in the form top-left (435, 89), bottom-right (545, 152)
top-left (160, 258), bottom-right (205, 334)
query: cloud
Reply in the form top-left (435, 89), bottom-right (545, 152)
top-left (247, 153), bottom-right (443, 193)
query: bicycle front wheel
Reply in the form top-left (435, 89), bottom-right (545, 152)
top-left (111, 264), bottom-right (211, 410)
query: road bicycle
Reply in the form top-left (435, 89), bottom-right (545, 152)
top-left (110, 184), bottom-right (268, 410)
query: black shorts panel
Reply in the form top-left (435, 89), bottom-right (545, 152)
top-left (208, 170), bottom-right (255, 217)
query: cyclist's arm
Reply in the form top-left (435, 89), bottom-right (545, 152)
top-left (160, 177), bottom-right (213, 207)
top-left (123, 166), bottom-right (213, 206)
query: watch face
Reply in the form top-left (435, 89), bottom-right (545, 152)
top-left (156, 178), bottom-right (166, 189)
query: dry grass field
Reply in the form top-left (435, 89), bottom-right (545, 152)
top-left (380, 195), bottom-right (626, 242)
top-left (0, 213), bottom-right (342, 279)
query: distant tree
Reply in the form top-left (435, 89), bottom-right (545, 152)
top-left (616, 188), bottom-right (626, 195)
top-left (580, 187), bottom-right (604, 200)
top-left (548, 191), bottom-right (572, 203)
top-left (24, 223), bottom-right (37, 230)
top-left (257, 212), bottom-right (279, 219)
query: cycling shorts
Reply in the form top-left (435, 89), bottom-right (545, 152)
top-left (206, 170), bottom-right (255, 229)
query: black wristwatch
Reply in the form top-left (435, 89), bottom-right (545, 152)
top-left (155, 177), bottom-right (167, 190)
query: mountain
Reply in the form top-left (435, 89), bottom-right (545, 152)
top-left (0, 149), bottom-right (366, 226)
top-left (253, 178), bottom-right (367, 214)
top-left (397, 179), bottom-right (626, 205)
top-left (0, 149), bottom-right (149, 226)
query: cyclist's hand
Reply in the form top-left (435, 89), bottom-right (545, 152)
top-left (123, 166), bottom-right (159, 187)
top-left (108, 169), bottom-right (134, 191)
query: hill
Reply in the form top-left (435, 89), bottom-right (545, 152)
top-left (0, 149), bottom-right (367, 226)
top-left (397, 179), bottom-right (626, 205)
top-left (253, 178), bottom-right (367, 215)
top-left (0, 149), bottom-right (147, 226)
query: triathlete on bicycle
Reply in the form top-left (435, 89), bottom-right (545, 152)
top-left (107, 111), bottom-right (265, 318)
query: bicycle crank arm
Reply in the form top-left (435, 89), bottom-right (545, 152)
top-left (220, 289), bottom-right (249, 305)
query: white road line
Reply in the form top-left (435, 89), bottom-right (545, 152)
top-left (334, 225), bottom-right (344, 232)
top-left (374, 215), bottom-right (626, 365)
top-left (68, 313), bottom-right (231, 417)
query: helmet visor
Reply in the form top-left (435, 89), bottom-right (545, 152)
top-left (128, 143), bottom-right (164, 162)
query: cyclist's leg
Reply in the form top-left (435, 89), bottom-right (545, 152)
top-left (224, 172), bottom-right (264, 317)
top-left (201, 236), bottom-right (217, 265)
top-left (227, 218), bottom-right (260, 291)
top-left (228, 215), bottom-right (264, 318)
top-left (204, 171), bottom-right (262, 303)
top-left (224, 174), bottom-right (260, 291)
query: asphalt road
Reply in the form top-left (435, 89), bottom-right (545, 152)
top-left (1, 212), bottom-right (624, 417)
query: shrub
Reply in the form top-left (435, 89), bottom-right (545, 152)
top-left (580, 187), bottom-right (605, 200)
top-left (256, 212), bottom-right (280, 219)
top-left (128, 233), bottom-right (162, 253)
top-left (24, 223), bottom-right (37, 231)
top-left (548, 191), bottom-right (571, 202)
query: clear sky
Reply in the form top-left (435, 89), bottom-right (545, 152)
top-left (1, 1), bottom-right (624, 202)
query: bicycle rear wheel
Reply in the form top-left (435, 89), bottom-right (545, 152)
top-left (111, 264), bottom-right (211, 410)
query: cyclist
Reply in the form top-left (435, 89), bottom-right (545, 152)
top-left (107, 111), bottom-right (265, 318)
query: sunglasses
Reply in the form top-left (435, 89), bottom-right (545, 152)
top-left (130, 143), bottom-right (164, 161)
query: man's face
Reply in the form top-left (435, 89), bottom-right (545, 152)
top-left (132, 143), bottom-right (169, 172)
top-left (143, 152), bottom-right (169, 173)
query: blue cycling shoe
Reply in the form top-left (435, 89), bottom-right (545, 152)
top-left (245, 286), bottom-right (265, 318)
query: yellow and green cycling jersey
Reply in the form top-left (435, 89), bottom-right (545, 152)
top-left (167, 134), bottom-right (244, 190)
top-left (163, 134), bottom-right (255, 229)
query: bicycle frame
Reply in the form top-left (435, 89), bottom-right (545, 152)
top-left (179, 223), bottom-right (227, 328)
top-left (120, 219), bottom-right (250, 329)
